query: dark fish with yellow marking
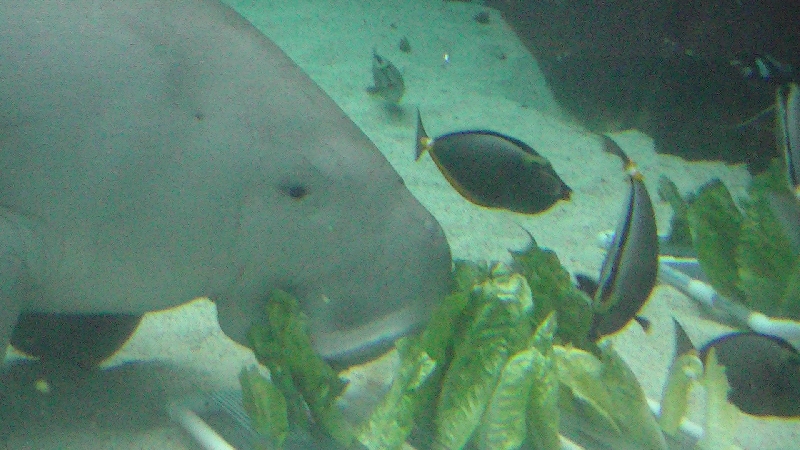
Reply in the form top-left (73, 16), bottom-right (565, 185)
top-left (777, 82), bottom-right (800, 199)
top-left (672, 320), bottom-right (800, 418)
top-left (585, 135), bottom-right (659, 340)
top-left (701, 331), bottom-right (800, 417)
top-left (366, 49), bottom-right (405, 104)
top-left (414, 110), bottom-right (572, 214)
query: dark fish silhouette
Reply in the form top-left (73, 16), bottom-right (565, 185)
top-left (366, 49), bottom-right (405, 104)
top-left (582, 136), bottom-right (659, 340)
top-left (415, 110), bottom-right (572, 214)
top-left (700, 331), bottom-right (800, 417)
top-left (673, 320), bottom-right (800, 418)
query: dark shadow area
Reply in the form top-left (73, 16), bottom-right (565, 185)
top-left (11, 312), bottom-right (143, 369)
top-left (0, 359), bottom-right (199, 448)
top-left (487, 0), bottom-right (800, 171)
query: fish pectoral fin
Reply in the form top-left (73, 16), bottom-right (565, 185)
top-left (634, 315), bottom-right (651, 332)
top-left (575, 273), bottom-right (599, 298)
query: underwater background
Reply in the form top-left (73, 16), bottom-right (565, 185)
top-left (3, 0), bottom-right (798, 448)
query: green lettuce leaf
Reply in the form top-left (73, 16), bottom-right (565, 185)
top-left (697, 348), bottom-right (741, 450)
top-left (555, 343), bottom-right (667, 450)
top-left (247, 289), bottom-right (355, 447)
top-left (525, 313), bottom-right (560, 450)
top-left (476, 347), bottom-right (538, 450)
top-left (657, 352), bottom-right (703, 435)
top-left (434, 272), bottom-right (532, 449)
top-left (737, 161), bottom-right (800, 317)
top-left (358, 338), bottom-right (436, 450)
top-left (239, 366), bottom-right (289, 449)
top-left (512, 240), bottom-right (592, 346)
top-left (687, 179), bottom-right (743, 298)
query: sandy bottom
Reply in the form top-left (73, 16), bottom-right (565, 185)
top-left (3, 0), bottom-right (798, 448)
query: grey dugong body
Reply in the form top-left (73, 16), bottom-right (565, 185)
top-left (0, 0), bottom-right (451, 363)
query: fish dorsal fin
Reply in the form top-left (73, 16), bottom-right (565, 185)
top-left (671, 318), bottom-right (696, 357)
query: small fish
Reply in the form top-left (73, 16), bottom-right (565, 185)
top-left (777, 82), bottom-right (800, 199)
top-left (366, 49), bottom-right (405, 104)
top-left (414, 110), bottom-right (572, 214)
top-left (586, 135), bottom-right (659, 340)
top-left (398, 36), bottom-right (411, 53)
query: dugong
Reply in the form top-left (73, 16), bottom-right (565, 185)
top-left (0, 0), bottom-right (451, 365)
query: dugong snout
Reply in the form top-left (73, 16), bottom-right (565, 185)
top-left (213, 169), bottom-right (453, 365)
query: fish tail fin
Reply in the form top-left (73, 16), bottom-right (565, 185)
top-left (562, 184), bottom-right (573, 200)
top-left (601, 134), bottom-right (644, 180)
top-left (601, 134), bottom-right (632, 166)
top-left (671, 318), bottom-right (696, 357)
top-left (415, 109), bottom-right (432, 160)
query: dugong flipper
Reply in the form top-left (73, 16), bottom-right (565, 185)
top-left (0, 0), bottom-right (451, 365)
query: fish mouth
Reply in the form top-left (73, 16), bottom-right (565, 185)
top-left (309, 302), bottom-right (431, 368)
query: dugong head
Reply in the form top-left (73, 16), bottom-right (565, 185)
top-left (0, 0), bottom-right (452, 367)
top-left (209, 98), bottom-right (454, 364)
top-left (212, 165), bottom-right (454, 364)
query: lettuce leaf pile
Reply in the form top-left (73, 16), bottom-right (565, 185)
top-left (241, 242), bottom-right (663, 449)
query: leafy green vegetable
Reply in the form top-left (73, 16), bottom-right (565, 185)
top-left (453, 259), bottom-right (491, 292)
top-left (737, 194), bottom-right (797, 315)
top-left (476, 347), bottom-right (538, 450)
top-left (411, 265), bottom-right (476, 436)
top-left (555, 343), bottom-right (667, 450)
top-left (697, 348), bottom-right (741, 450)
top-left (358, 338), bottom-right (436, 450)
top-left (525, 313), bottom-right (560, 450)
top-left (687, 179), bottom-right (743, 298)
top-left (736, 161), bottom-right (800, 317)
top-left (434, 272), bottom-right (531, 449)
top-left (239, 366), bottom-right (289, 449)
top-left (670, 160), bottom-right (800, 320)
top-left (512, 240), bottom-right (593, 346)
top-left (240, 245), bottom-right (661, 450)
top-left (657, 352), bottom-right (703, 435)
top-left (247, 289), bottom-right (355, 447)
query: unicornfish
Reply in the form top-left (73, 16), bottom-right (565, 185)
top-left (415, 110), bottom-right (572, 214)
top-left (579, 135), bottom-right (659, 340)
top-left (671, 321), bottom-right (800, 418)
